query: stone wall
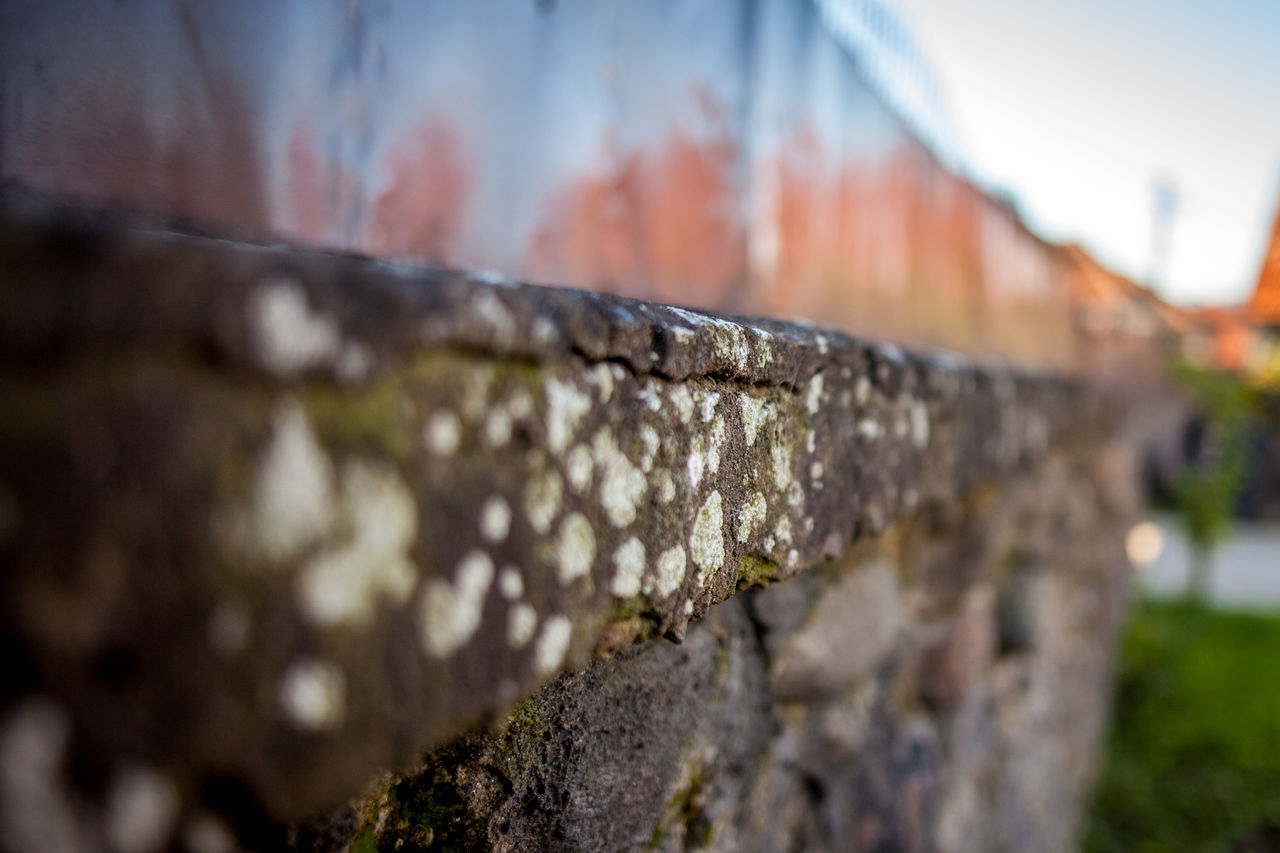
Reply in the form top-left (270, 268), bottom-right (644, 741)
top-left (0, 195), bottom-right (1138, 852)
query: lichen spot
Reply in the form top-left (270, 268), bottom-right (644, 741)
top-left (857, 419), bottom-right (883, 440)
top-left (638, 424), bottom-right (661, 473)
top-left (855, 376), bottom-right (871, 405)
top-left (423, 411), bottom-right (462, 456)
top-left (418, 550), bottom-right (495, 658)
top-left (756, 333), bottom-right (775, 368)
top-left (566, 444), bottom-right (594, 493)
top-left (657, 470), bottom-right (677, 504)
top-left (524, 469), bottom-right (563, 535)
top-left (737, 491), bottom-right (768, 543)
top-left (545, 378), bottom-right (591, 453)
top-left (611, 538), bottom-right (646, 597)
top-left (771, 441), bottom-right (793, 491)
top-left (471, 290), bottom-right (515, 340)
top-left (249, 402), bottom-right (335, 563)
top-left (590, 363), bottom-right (615, 403)
top-left (534, 615), bottom-right (573, 674)
top-left (687, 436), bottom-right (706, 489)
top-left (669, 386), bottom-right (695, 424)
top-left (690, 491), bottom-right (725, 586)
top-left (297, 460), bottom-right (418, 628)
top-left (636, 380), bottom-right (663, 413)
top-left (698, 390), bottom-right (721, 424)
top-left (806, 373), bottom-right (825, 415)
top-left (480, 496), bottom-right (512, 543)
top-left (104, 765), bottom-right (180, 853)
top-left (592, 430), bottom-right (647, 528)
top-left (482, 408), bottom-right (513, 448)
top-left (278, 658), bottom-right (345, 731)
top-left (499, 566), bottom-right (524, 600)
top-left (508, 603), bottom-right (538, 649)
top-left (654, 546), bottom-right (687, 597)
top-left (910, 401), bottom-right (930, 448)
top-left (707, 415), bottom-right (726, 476)
top-left (740, 395), bottom-right (769, 448)
top-left (556, 513), bottom-right (596, 585)
top-left (248, 278), bottom-right (341, 377)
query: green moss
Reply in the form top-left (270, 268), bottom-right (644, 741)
top-left (737, 554), bottom-right (781, 590)
top-left (348, 827), bottom-right (379, 853)
top-left (303, 376), bottom-right (410, 461)
top-left (650, 771), bottom-right (713, 850)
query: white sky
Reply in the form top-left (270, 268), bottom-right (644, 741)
top-left (893, 0), bottom-right (1280, 306)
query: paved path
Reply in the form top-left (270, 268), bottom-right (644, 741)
top-left (1135, 513), bottom-right (1280, 608)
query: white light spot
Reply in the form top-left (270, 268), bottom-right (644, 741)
top-left (105, 765), bottom-right (179, 853)
top-left (546, 378), bottom-right (591, 453)
top-left (806, 429), bottom-right (816, 454)
top-left (418, 550), bottom-right (495, 657)
top-left (740, 395), bottom-right (769, 448)
top-left (279, 659), bottom-right (346, 731)
top-left (556, 513), bottom-right (596, 584)
top-left (855, 376), bottom-right (871, 405)
top-left (248, 279), bottom-right (341, 377)
top-left (737, 491), bottom-right (768, 543)
top-left (611, 538), bottom-right (646, 597)
top-left (592, 430), bottom-right (647, 528)
top-left (690, 491), bottom-right (725, 587)
top-left (424, 411), bottom-right (462, 456)
top-left (654, 546), bottom-right (687, 597)
top-left (857, 419), bottom-right (883, 440)
top-left (508, 603), bottom-right (538, 648)
top-left (499, 566), bottom-right (524, 600)
top-left (480, 496), bottom-right (512, 543)
top-left (565, 444), bottom-right (594, 493)
top-left (815, 334), bottom-right (830, 355)
top-left (810, 461), bottom-right (824, 480)
top-left (1126, 521), bottom-right (1165, 567)
top-left (524, 470), bottom-right (563, 535)
top-left (298, 460), bottom-right (418, 627)
top-left (684, 599), bottom-right (694, 617)
top-left (534, 616), bottom-right (573, 674)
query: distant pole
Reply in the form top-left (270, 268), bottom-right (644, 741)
top-left (1149, 176), bottom-right (1179, 294)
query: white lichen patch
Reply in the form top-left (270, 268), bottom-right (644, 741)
top-left (737, 491), bottom-right (768, 543)
top-left (278, 658), bottom-right (346, 731)
top-left (654, 546), bottom-right (687, 597)
top-left (247, 402), bottom-right (335, 563)
top-left (248, 278), bottom-right (341, 377)
top-left (815, 333), bottom-right (830, 355)
top-left (707, 415), bottom-right (726, 477)
top-left (480, 496), bottom-right (512, 543)
top-left (638, 424), bottom-right (661, 473)
top-left (755, 331), bottom-right (775, 367)
top-left (740, 395), bottom-right (770, 448)
top-left (910, 400), bottom-right (930, 448)
top-left (656, 470), bottom-right (677, 504)
top-left (590, 363), bottom-right (615, 402)
top-left (104, 765), bottom-right (180, 853)
top-left (857, 419), bottom-right (883, 440)
top-left (534, 615), bottom-right (573, 674)
top-left (806, 429), bottom-right (816, 454)
top-left (471, 290), bottom-right (515, 340)
top-left (592, 430), bottom-right (647, 528)
top-left (669, 386), bottom-right (695, 424)
top-left (507, 603), bottom-right (538, 649)
top-left (687, 436), bottom-right (706, 489)
top-left (690, 491), bottom-right (725, 587)
top-left (423, 410), bottom-right (462, 456)
top-left (555, 513), bottom-right (596, 584)
top-left (697, 390), bottom-right (721, 423)
top-left (482, 408), bottom-right (513, 448)
top-left (775, 516), bottom-right (793, 546)
top-left (806, 373), bottom-right (825, 415)
top-left (499, 566), bottom-right (524, 600)
top-left (610, 537), bottom-right (646, 597)
top-left (524, 469), bottom-right (563, 534)
top-left (297, 460), bottom-right (418, 627)
top-left (565, 444), bottom-right (594, 493)
top-left (545, 378), bottom-right (591, 453)
top-left (636, 380), bottom-right (663, 413)
top-left (532, 316), bottom-right (558, 346)
top-left (418, 550), bottom-right (495, 658)
top-left (810, 461), bottom-right (824, 481)
top-left (771, 441), bottom-right (793, 491)
top-left (855, 376), bottom-right (871, 405)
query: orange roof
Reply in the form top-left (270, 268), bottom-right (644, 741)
top-left (1250, 196), bottom-right (1280, 324)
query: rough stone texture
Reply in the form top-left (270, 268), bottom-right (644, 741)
top-left (0, 193), bottom-right (1132, 851)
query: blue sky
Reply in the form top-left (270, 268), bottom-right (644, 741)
top-left (894, 0), bottom-right (1280, 305)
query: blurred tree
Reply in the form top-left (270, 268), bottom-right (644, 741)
top-left (1169, 361), bottom-right (1256, 599)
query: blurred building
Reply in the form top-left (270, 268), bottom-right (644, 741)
top-left (1248, 194), bottom-right (1280, 385)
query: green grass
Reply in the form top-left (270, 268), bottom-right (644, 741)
top-left (1084, 598), bottom-right (1280, 852)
